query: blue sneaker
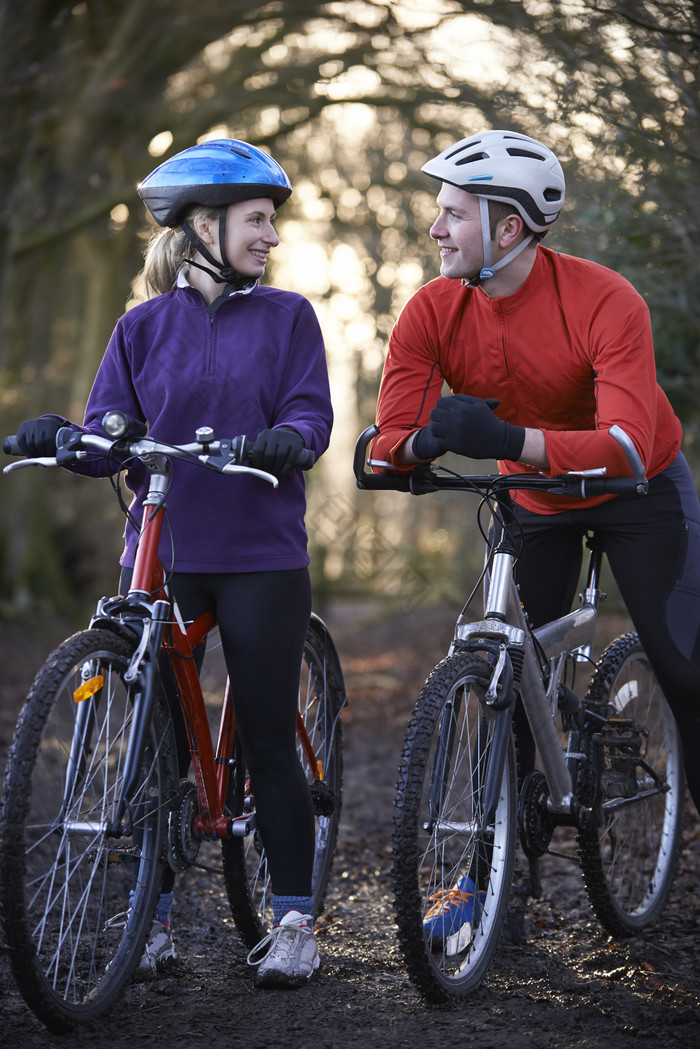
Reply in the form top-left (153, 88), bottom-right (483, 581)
top-left (423, 875), bottom-right (486, 952)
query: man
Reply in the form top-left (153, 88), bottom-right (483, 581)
top-left (373, 129), bottom-right (700, 831)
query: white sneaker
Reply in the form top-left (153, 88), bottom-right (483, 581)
top-left (137, 918), bottom-right (176, 972)
top-left (247, 910), bottom-right (319, 988)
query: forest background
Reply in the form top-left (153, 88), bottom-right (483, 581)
top-left (1, 0), bottom-right (698, 625)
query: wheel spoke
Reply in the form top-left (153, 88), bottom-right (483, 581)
top-left (578, 635), bottom-right (684, 934)
top-left (0, 630), bottom-right (170, 1031)
top-left (393, 653), bottom-right (515, 1000)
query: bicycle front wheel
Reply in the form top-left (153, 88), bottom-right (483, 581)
top-left (578, 633), bottom-right (685, 937)
top-left (222, 614), bottom-right (345, 945)
top-left (0, 629), bottom-right (173, 1032)
top-left (393, 652), bottom-right (516, 1002)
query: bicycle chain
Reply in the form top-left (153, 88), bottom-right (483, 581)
top-left (191, 858), bottom-right (225, 874)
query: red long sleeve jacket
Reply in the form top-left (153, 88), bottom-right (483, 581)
top-left (373, 245), bottom-right (681, 513)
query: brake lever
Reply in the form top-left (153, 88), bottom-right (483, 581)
top-left (199, 438), bottom-right (278, 487)
top-left (3, 457), bottom-right (58, 474)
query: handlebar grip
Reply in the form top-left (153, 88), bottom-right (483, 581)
top-left (296, 447), bottom-right (315, 470)
top-left (357, 472), bottom-right (413, 491)
top-left (239, 436), bottom-right (315, 471)
top-left (3, 435), bottom-right (21, 455)
top-left (581, 476), bottom-right (647, 497)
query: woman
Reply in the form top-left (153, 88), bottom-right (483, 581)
top-left (15, 139), bottom-right (333, 988)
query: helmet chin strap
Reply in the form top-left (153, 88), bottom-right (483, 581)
top-left (462, 197), bottom-right (533, 289)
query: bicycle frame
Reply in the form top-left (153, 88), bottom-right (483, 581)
top-left (354, 421), bottom-right (648, 828)
top-left (451, 521), bottom-right (605, 819)
top-left (355, 424), bottom-right (686, 1000)
top-left (90, 453), bottom-right (321, 842)
top-left (0, 420), bottom-right (347, 1030)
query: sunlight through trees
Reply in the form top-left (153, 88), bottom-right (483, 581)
top-left (1, 0), bottom-right (697, 613)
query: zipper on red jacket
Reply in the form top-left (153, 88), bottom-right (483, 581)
top-left (495, 304), bottom-right (511, 379)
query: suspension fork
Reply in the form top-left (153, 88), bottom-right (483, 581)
top-left (481, 701), bottom-right (516, 826)
top-left (75, 470), bottom-right (175, 835)
top-left (476, 491), bottom-right (521, 825)
top-left (57, 615), bottom-right (170, 838)
top-left (106, 651), bottom-right (161, 836)
top-left (430, 696), bottom-right (461, 824)
top-left (61, 679), bottom-right (99, 819)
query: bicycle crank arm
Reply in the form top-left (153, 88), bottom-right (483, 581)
top-left (193, 811), bottom-right (257, 838)
top-left (227, 812), bottom-right (257, 837)
top-left (601, 785), bottom-right (669, 813)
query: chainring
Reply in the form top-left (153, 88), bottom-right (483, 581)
top-left (167, 779), bottom-right (202, 872)
top-left (519, 770), bottom-right (555, 859)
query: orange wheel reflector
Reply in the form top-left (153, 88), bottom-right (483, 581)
top-left (73, 675), bottom-right (104, 703)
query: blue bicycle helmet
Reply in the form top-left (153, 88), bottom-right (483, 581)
top-left (137, 139), bottom-right (292, 304)
top-left (137, 139), bottom-right (292, 227)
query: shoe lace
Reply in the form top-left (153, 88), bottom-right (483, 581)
top-left (424, 887), bottom-right (476, 921)
top-left (246, 913), bottom-right (314, 968)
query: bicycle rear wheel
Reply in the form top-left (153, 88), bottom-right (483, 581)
top-left (392, 652), bottom-right (516, 1002)
top-left (0, 629), bottom-right (173, 1032)
top-left (222, 614), bottom-right (345, 945)
top-left (578, 633), bottom-right (685, 936)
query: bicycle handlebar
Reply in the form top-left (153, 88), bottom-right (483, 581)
top-left (353, 424), bottom-right (650, 499)
top-left (2, 420), bottom-right (315, 481)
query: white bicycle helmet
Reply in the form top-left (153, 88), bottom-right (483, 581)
top-left (422, 129), bottom-right (564, 232)
top-left (422, 130), bottom-right (565, 285)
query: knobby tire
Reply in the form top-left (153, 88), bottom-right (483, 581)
top-left (392, 652), bottom-right (516, 1002)
top-left (0, 629), bottom-right (173, 1032)
top-left (577, 633), bottom-right (685, 937)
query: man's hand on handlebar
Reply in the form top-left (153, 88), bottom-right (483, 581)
top-left (413, 394), bottom-right (526, 462)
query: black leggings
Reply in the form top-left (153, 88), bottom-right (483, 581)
top-left (511, 452), bottom-right (700, 816)
top-left (121, 566), bottom-right (314, 897)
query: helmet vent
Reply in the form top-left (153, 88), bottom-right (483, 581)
top-left (506, 148), bottom-right (544, 161)
top-left (450, 150), bottom-right (488, 166)
top-left (544, 188), bottom-right (562, 201)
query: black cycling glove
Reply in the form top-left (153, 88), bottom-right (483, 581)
top-left (249, 426), bottom-right (305, 477)
top-left (15, 416), bottom-right (64, 456)
top-left (413, 395), bottom-right (525, 462)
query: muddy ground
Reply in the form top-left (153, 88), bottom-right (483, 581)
top-left (1, 601), bottom-right (699, 1049)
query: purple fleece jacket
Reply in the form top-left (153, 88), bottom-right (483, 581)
top-left (74, 283), bottom-right (333, 572)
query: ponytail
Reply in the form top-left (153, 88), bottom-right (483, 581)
top-left (129, 204), bottom-right (220, 303)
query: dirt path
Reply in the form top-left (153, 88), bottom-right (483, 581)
top-left (1, 603), bottom-right (699, 1048)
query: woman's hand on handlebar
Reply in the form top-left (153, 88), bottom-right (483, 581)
top-left (11, 417), bottom-right (64, 457)
top-left (248, 427), bottom-right (312, 476)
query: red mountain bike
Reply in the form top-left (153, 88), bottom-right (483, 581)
top-left (0, 413), bottom-right (345, 1032)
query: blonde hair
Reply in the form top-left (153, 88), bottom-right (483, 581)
top-left (130, 204), bottom-right (220, 303)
